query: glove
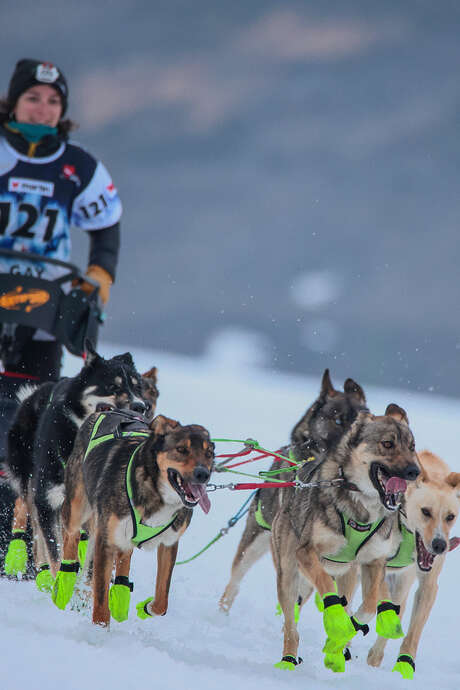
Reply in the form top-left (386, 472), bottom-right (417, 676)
top-left (77, 265), bottom-right (112, 305)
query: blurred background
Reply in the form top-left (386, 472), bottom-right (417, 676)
top-left (2, 0), bottom-right (460, 396)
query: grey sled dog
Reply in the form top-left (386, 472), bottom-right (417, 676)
top-left (271, 404), bottom-right (420, 670)
top-left (219, 369), bottom-right (368, 612)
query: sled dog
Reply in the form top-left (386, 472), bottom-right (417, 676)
top-left (365, 450), bottom-right (460, 678)
top-left (219, 369), bottom-right (368, 612)
top-left (54, 410), bottom-right (214, 627)
top-left (2, 342), bottom-right (149, 578)
top-left (271, 404), bottom-right (420, 669)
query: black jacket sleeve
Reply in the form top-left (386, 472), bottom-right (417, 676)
top-left (86, 222), bottom-right (120, 282)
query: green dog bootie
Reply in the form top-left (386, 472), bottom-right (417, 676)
top-left (36, 564), bottom-right (55, 593)
top-left (52, 560), bottom-right (80, 610)
top-left (4, 532), bottom-right (27, 576)
top-left (274, 655), bottom-right (302, 670)
top-left (323, 649), bottom-right (346, 673)
top-left (376, 601), bottom-right (404, 639)
top-left (392, 654), bottom-right (415, 679)
top-left (78, 531), bottom-right (89, 567)
top-left (275, 599), bottom-right (301, 623)
top-left (322, 593), bottom-right (356, 651)
top-left (109, 576), bottom-right (133, 622)
top-left (136, 596), bottom-right (154, 620)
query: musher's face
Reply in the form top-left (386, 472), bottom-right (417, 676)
top-left (14, 85), bottom-right (62, 128)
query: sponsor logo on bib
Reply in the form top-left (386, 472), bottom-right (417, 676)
top-left (8, 178), bottom-right (54, 197)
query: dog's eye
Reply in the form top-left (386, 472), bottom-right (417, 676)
top-left (381, 440), bottom-right (394, 449)
top-left (409, 441), bottom-right (415, 451)
top-left (421, 507), bottom-right (431, 518)
top-left (334, 417), bottom-right (342, 425)
top-left (446, 513), bottom-right (456, 522)
top-left (176, 446), bottom-right (188, 455)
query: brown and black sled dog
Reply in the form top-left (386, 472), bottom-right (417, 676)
top-left (219, 369), bottom-right (368, 612)
top-left (271, 404), bottom-right (421, 670)
top-left (53, 410), bottom-right (214, 627)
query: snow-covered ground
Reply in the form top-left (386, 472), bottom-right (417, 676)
top-left (1, 343), bottom-right (459, 690)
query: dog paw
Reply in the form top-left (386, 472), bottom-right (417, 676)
top-left (274, 655), bottom-right (302, 670)
top-left (36, 565), bottom-right (54, 593)
top-left (322, 594), bottom-right (356, 646)
top-left (4, 536), bottom-right (28, 576)
top-left (136, 597), bottom-right (154, 620)
top-left (78, 533), bottom-right (89, 567)
top-left (109, 583), bottom-right (132, 622)
top-left (376, 601), bottom-right (404, 639)
top-left (392, 655), bottom-right (415, 679)
top-left (324, 650), bottom-right (346, 673)
top-left (51, 561), bottom-right (80, 610)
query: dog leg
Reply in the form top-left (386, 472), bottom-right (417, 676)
top-left (34, 495), bottom-right (61, 575)
top-left (296, 545), bottom-right (356, 657)
top-left (4, 496), bottom-right (29, 576)
top-left (367, 567), bottom-right (415, 668)
top-left (92, 527), bottom-right (115, 627)
top-left (354, 559), bottom-right (387, 625)
top-left (219, 523), bottom-right (270, 613)
top-left (150, 542), bottom-right (178, 616)
top-left (392, 559), bottom-right (442, 678)
top-left (109, 549), bottom-right (133, 622)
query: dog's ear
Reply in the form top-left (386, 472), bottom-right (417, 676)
top-left (415, 452), bottom-right (429, 483)
top-left (149, 414), bottom-right (180, 435)
top-left (84, 339), bottom-right (100, 366)
top-left (343, 378), bottom-right (366, 402)
top-left (113, 352), bottom-right (134, 367)
top-left (446, 472), bottom-right (460, 496)
top-left (142, 366), bottom-right (158, 384)
top-left (384, 403), bottom-right (409, 426)
top-left (320, 369), bottom-right (336, 398)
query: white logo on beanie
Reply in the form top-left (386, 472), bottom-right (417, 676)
top-left (35, 63), bottom-right (60, 84)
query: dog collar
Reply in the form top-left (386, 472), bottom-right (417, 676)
top-left (337, 467), bottom-right (360, 492)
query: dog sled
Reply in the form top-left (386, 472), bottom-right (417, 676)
top-left (0, 247), bottom-right (104, 573)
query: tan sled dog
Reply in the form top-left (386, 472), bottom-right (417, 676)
top-left (366, 450), bottom-right (460, 678)
top-left (271, 404), bottom-right (420, 670)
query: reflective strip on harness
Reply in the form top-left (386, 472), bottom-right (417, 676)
top-left (324, 511), bottom-right (386, 563)
top-left (83, 412), bottom-right (177, 549)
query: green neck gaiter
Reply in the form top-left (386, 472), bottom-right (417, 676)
top-left (6, 120), bottom-right (58, 143)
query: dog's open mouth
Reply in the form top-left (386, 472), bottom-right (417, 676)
top-left (415, 531), bottom-right (435, 572)
top-left (167, 468), bottom-right (211, 514)
top-left (96, 402), bottom-right (116, 412)
top-left (370, 463), bottom-right (407, 511)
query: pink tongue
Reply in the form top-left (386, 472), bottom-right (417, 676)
top-left (449, 536), bottom-right (460, 552)
top-left (385, 476), bottom-right (407, 494)
top-left (189, 483), bottom-right (211, 514)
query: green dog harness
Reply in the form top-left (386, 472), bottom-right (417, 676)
top-left (386, 524), bottom-right (415, 569)
top-left (324, 511), bottom-right (386, 563)
top-left (84, 411), bottom-right (178, 549)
